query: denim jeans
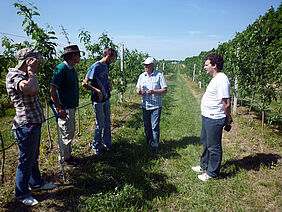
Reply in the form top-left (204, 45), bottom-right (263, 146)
top-left (92, 99), bottom-right (111, 151)
top-left (200, 116), bottom-right (226, 178)
top-left (13, 123), bottom-right (45, 200)
top-left (142, 107), bottom-right (162, 148)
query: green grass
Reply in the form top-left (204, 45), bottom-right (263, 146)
top-left (0, 65), bottom-right (281, 211)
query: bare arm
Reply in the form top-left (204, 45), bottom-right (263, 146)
top-left (18, 59), bottom-right (40, 95)
top-left (82, 77), bottom-right (103, 102)
top-left (222, 98), bottom-right (232, 125)
top-left (147, 87), bottom-right (167, 96)
top-left (50, 85), bottom-right (67, 118)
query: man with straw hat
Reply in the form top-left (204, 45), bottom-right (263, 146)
top-left (50, 45), bottom-right (82, 166)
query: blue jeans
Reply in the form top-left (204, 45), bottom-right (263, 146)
top-left (142, 107), bottom-right (162, 148)
top-left (13, 123), bottom-right (45, 200)
top-left (92, 99), bottom-right (111, 151)
top-left (200, 116), bottom-right (226, 178)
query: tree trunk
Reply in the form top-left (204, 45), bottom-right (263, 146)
top-left (45, 98), bottom-right (53, 150)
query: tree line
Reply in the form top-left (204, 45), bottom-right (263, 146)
top-left (183, 4), bottom-right (281, 132)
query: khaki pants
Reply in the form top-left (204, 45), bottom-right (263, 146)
top-left (58, 108), bottom-right (75, 161)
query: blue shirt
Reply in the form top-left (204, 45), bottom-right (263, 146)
top-left (86, 61), bottom-right (110, 102)
top-left (136, 70), bottom-right (167, 110)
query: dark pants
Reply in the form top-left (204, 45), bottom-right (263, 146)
top-left (200, 116), bottom-right (226, 178)
top-left (13, 123), bottom-right (45, 200)
top-left (142, 107), bottom-right (162, 148)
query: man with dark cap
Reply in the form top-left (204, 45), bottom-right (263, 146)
top-left (6, 48), bottom-right (56, 206)
top-left (50, 45), bottom-right (81, 166)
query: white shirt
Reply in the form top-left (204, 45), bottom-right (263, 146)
top-left (136, 70), bottom-right (167, 110)
top-left (201, 72), bottom-right (230, 119)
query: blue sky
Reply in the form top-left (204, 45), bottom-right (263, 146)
top-left (0, 0), bottom-right (280, 60)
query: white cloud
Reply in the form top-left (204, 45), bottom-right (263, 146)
top-left (187, 30), bottom-right (201, 35)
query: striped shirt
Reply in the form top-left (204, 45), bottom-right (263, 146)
top-left (136, 70), bottom-right (167, 110)
top-left (6, 68), bottom-right (45, 129)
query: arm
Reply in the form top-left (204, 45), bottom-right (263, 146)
top-left (50, 85), bottom-right (67, 118)
top-left (222, 98), bottom-right (232, 125)
top-left (147, 87), bottom-right (167, 96)
top-left (82, 77), bottom-right (103, 102)
top-left (18, 59), bottom-right (40, 95)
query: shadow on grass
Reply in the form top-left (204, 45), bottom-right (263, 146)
top-left (220, 153), bottom-right (281, 179)
top-left (2, 137), bottom-right (201, 211)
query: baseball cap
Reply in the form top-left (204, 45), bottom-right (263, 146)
top-left (142, 57), bottom-right (155, 65)
top-left (15, 48), bottom-right (42, 69)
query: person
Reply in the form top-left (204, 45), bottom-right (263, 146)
top-left (6, 48), bottom-right (56, 206)
top-left (136, 57), bottom-right (167, 154)
top-left (82, 48), bottom-right (117, 155)
top-left (50, 45), bottom-right (81, 166)
top-left (192, 52), bottom-right (232, 181)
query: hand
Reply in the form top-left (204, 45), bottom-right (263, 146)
top-left (146, 90), bottom-right (154, 96)
top-left (57, 108), bottom-right (67, 119)
top-left (227, 115), bottom-right (233, 125)
top-left (139, 90), bottom-right (146, 95)
top-left (27, 58), bottom-right (40, 74)
top-left (97, 90), bottom-right (103, 102)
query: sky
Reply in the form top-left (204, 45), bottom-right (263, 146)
top-left (0, 0), bottom-right (281, 60)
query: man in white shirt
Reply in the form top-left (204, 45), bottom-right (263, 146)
top-left (192, 53), bottom-right (232, 181)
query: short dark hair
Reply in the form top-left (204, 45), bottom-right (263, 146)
top-left (204, 52), bottom-right (224, 71)
top-left (104, 48), bottom-right (117, 58)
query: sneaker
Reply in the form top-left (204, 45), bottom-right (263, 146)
top-left (91, 147), bottom-right (102, 155)
top-left (198, 173), bottom-right (212, 182)
top-left (17, 196), bottom-right (38, 206)
top-left (31, 183), bottom-right (56, 191)
top-left (64, 156), bottom-right (79, 166)
top-left (152, 147), bottom-right (159, 154)
top-left (192, 165), bottom-right (205, 173)
top-left (38, 183), bottom-right (56, 190)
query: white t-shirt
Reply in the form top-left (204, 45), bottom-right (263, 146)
top-left (201, 72), bottom-right (230, 119)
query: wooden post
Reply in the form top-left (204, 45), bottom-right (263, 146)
top-left (193, 64), bottom-right (196, 81)
top-left (233, 47), bottom-right (239, 114)
top-left (120, 44), bottom-right (124, 103)
top-left (76, 107), bottom-right (81, 136)
top-left (45, 98), bottom-right (53, 150)
top-left (262, 111), bottom-right (265, 136)
top-left (233, 76), bottom-right (238, 114)
top-left (0, 133), bottom-right (5, 183)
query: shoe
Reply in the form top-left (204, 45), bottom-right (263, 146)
top-left (198, 173), bottom-right (212, 182)
top-left (64, 156), bottom-right (79, 166)
top-left (152, 147), bottom-right (159, 154)
top-left (31, 183), bottom-right (56, 191)
top-left (17, 196), bottom-right (38, 206)
top-left (103, 146), bottom-right (112, 152)
top-left (38, 183), bottom-right (56, 190)
top-left (91, 147), bottom-right (102, 155)
top-left (192, 165), bottom-right (205, 173)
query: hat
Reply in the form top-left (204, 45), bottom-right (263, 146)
top-left (61, 45), bottom-right (82, 57)
top-left (142, 57), bottom-right (155, 65)
top-left (15, 48), bottom-right (42, 69)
